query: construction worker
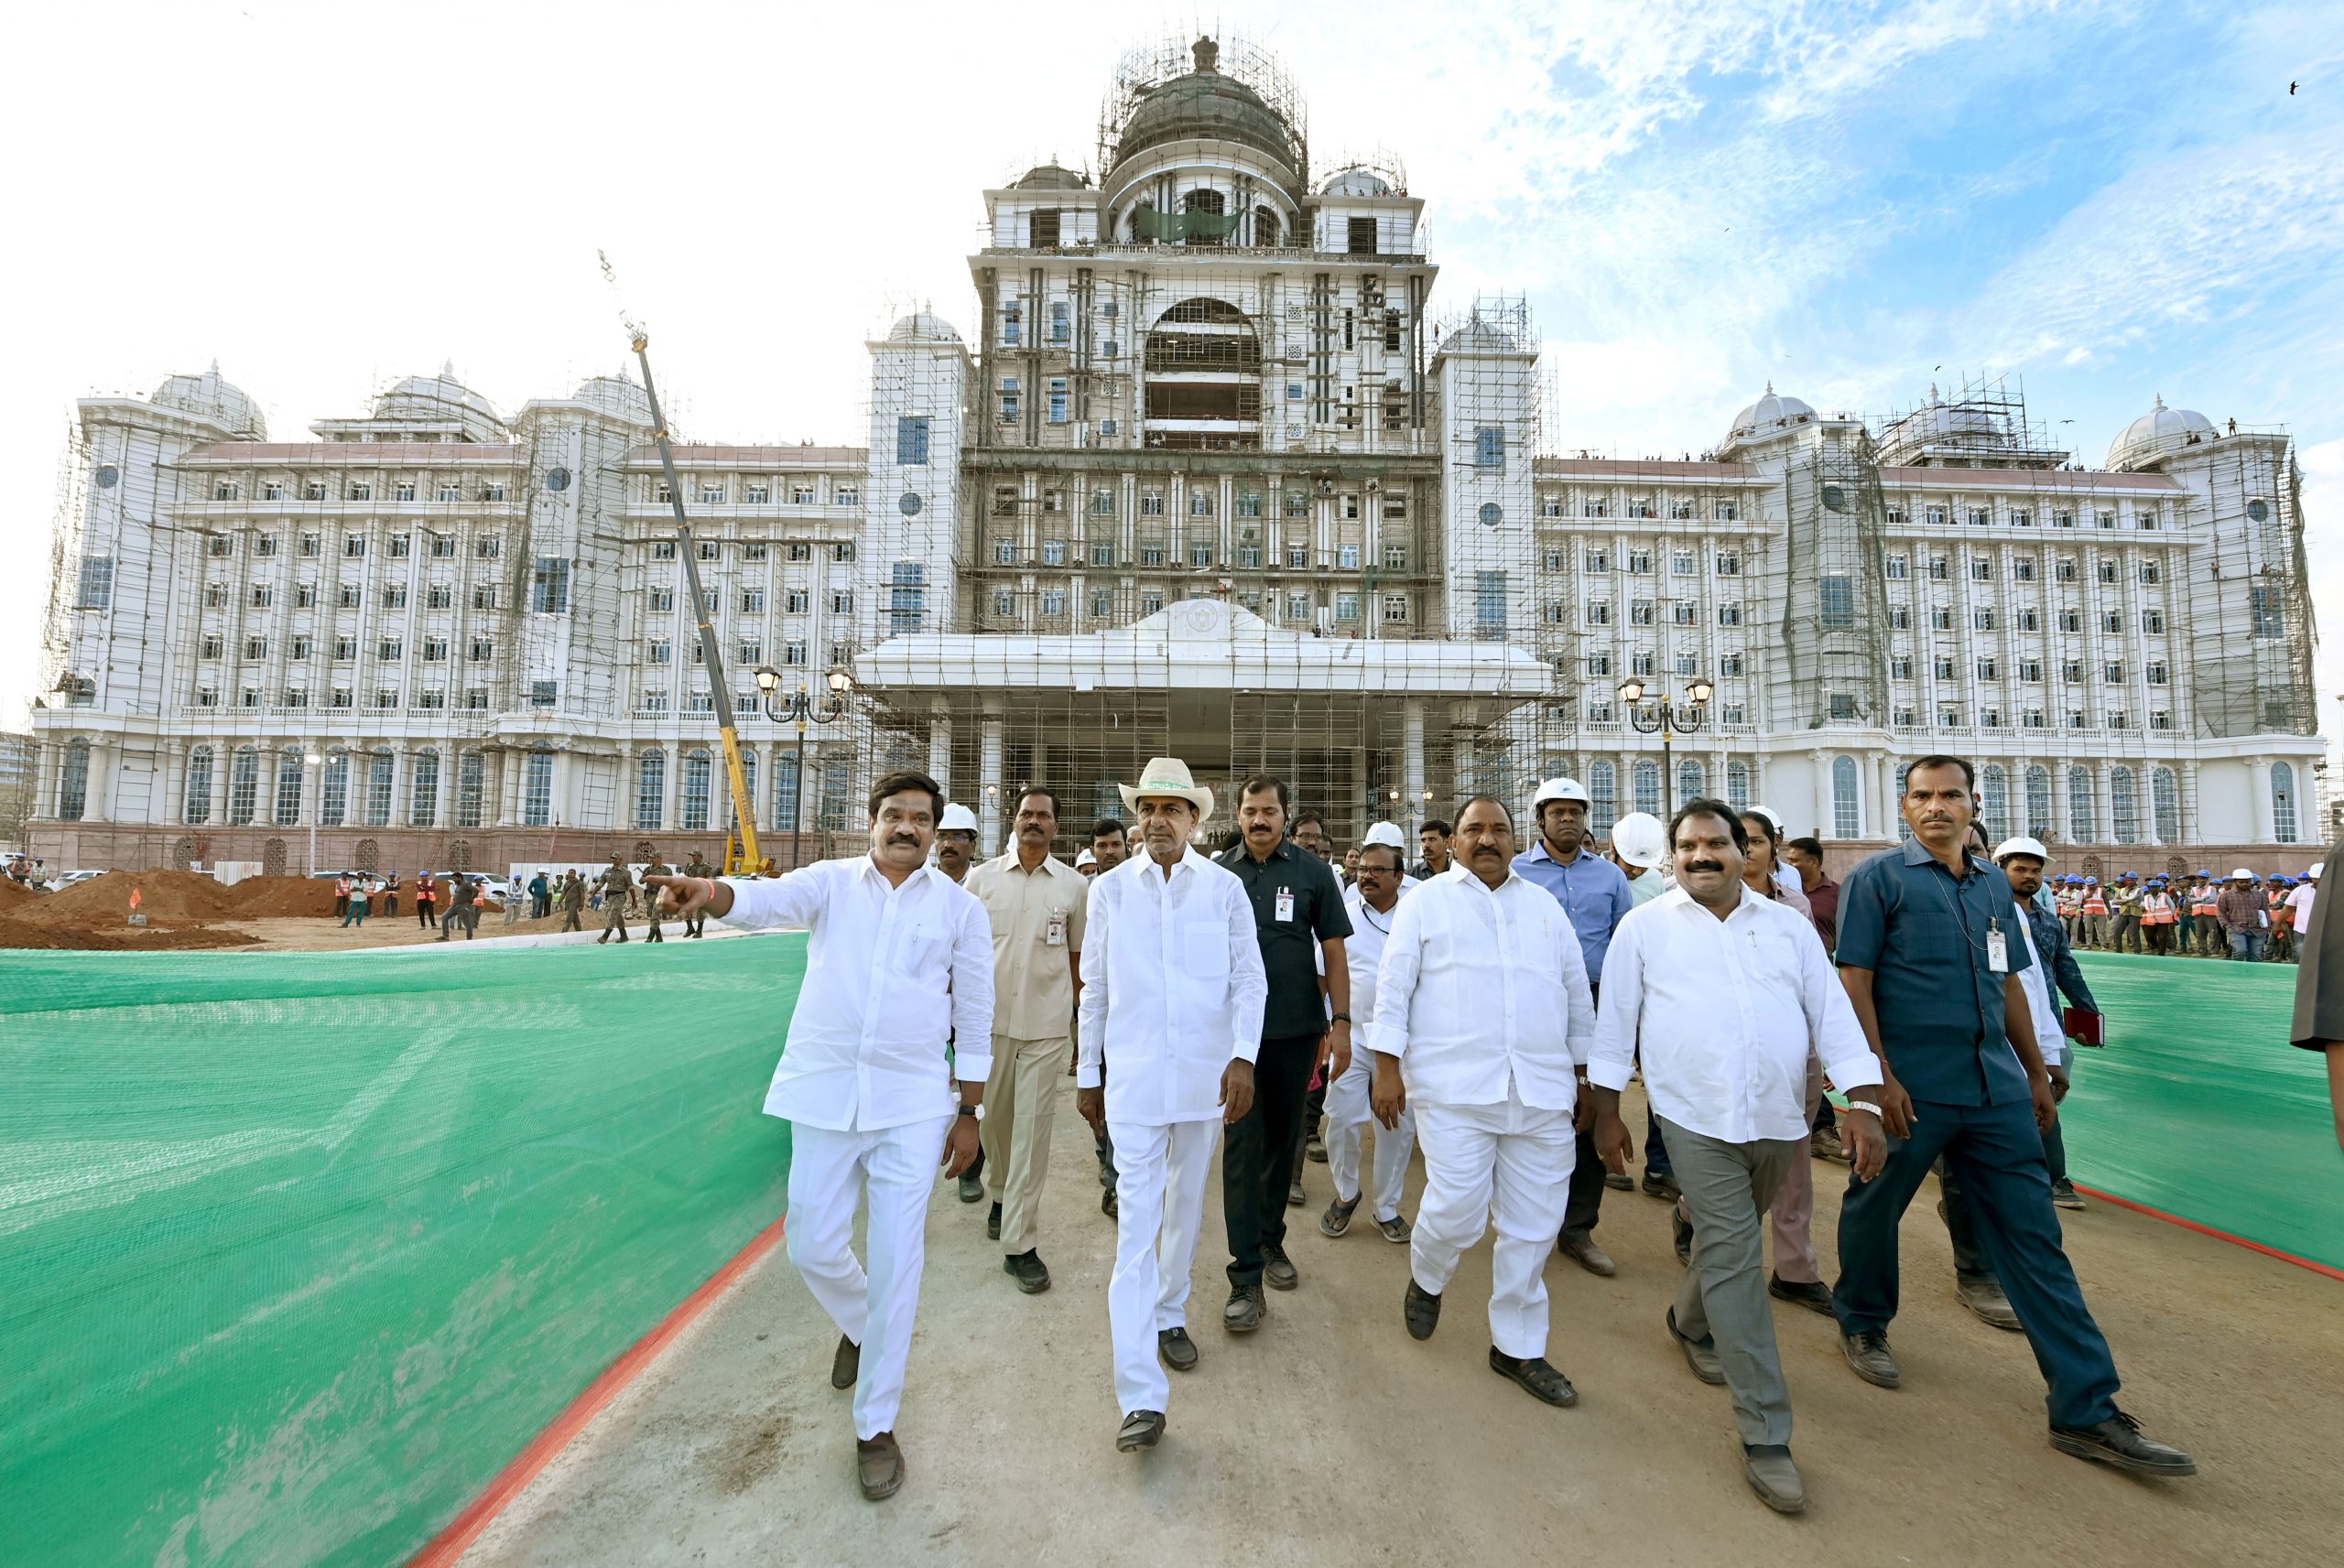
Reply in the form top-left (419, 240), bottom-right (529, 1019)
top-left (381, 871), bottom-right (400, 920)
top-left (339, 877), bottom-right (368, 928)
top-left (2141, 877), bottom-right (2177, 957)
top-left (598, 854), bottom-right (635, 944)
top-left (641, 850), bottom-right (675, 941)
top-left (559, 870), bottom-right (586, 932)
top-left (2108, 872), bottom-right (2144, 955)
top-left (331, 872), bottom-right (351, 921)
top-left (682, 849), bottom-right (716, 935)
top-left (528, 869), bottom-right (551, 920)
top-left (2268, 878), bottom-right (2296, 962)
top-left (2078, 877), bottom-right (2108, 949)
top-left (2217, 869), bottom-right (2268, 960)
top-left (932, 805), bottom-right (979, 884)
top-left (439, 873), bottom-right (480, 939)
top-left (416, 871), bottom-right (439, 929)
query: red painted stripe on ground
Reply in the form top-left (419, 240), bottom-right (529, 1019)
top-left (2071, 1184), bottom-right (2344, 1282)
top-left (407, 1213), bottom-right (789, 1568)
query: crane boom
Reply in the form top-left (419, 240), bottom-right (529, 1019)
top-left (628, 333), bottom-right (762, 874)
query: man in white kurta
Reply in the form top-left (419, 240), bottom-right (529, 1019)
top-left (648, 772), bottom-right (993, 1503)
top-left (1076, 758), bottom-right (1266, 1453)
top-left (1319, 838), bottom-right (1416, 1242)
top-left (1372, 795), bottom-right (1596, 1406)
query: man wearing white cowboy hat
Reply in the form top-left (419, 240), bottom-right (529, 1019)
top-left (1077, 757), bottom-right (1266, 1454)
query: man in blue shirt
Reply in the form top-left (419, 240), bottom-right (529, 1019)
top-left (1831, 755), bottom-right (2194, 1478)
top-left (1513, 776), bottom-right (1633, 1276)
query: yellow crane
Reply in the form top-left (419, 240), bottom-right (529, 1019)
top-left (603, 254), bottom-right (762, 873)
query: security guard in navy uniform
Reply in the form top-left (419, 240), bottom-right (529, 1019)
top-left (682, 849), bottom-right (716, 936)
top-left (1830, 754), bottom-right (2195, 1478)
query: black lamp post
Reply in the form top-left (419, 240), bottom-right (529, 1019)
top-left (1618, 675), bottom-right (1714, 822)
top-left (755, 664), bottom-right (852, 871)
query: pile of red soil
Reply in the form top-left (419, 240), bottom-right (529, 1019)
top-left (0, 916), bottom-right (255, 951)
top-left (0, 877), bottom-right (38, 909)
top-left (220, 876), bottom-right (335, 918)
top-left (18, 870), bottom-right (244, 926)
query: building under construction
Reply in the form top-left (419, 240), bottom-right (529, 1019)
top-left (25, 35), bottom-right (2325, 877)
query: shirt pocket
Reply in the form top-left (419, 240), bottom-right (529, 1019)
top-left (1180, 920), bottom-right (1231, 979)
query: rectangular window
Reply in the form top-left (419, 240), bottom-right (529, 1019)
top-left (1885, 554), bottom-right (1908, 579)
top-left (333, 637), bottom-right (356, 660)
top-left (344, 535), bottom-right (367, 558)
top-left (1001, 303), bottom-right (1021, 345)
top-left (290, 635), bottom-right (311, 661)
top-left (740, 587), bottom-right (766, 612)
top-left (1383, 593), bottom-right (1409, 623)
top-left (1714, 501), bottom-right (1738, 522)
top-left (531, 558), bottom-right (570, 612)
top-left (1714, 551), bottom-right (1740, 576)
top-left (1819, 575), bottom-right (1854, 628)
top-left (378, 638), bottom-right (402, 660)
top-left (1473, 427), bottom-right (1504, 469)
top-left (1672, 551), bottom-right (1695, 576)
top-left (1348, 215), bottom-right (1378, 254)
top-left (1585, 601), bottom-right (1611, 626)
top-left (75, 555), bottom-right (114, 609)
top-left (1473, 571), bottom-right (1507, 635)
top-left (1718, 604), bottom-right (1742, 625)
top-left (1630, 600), bottom-right (1655, 626)
top-left (381, 585), bottom-right (407, 609)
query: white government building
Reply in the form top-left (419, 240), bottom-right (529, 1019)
top-left (27, 37), bottom-right (2323, 878)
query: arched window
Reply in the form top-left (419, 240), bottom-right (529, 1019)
top-left (1726, 760), bottom-right (1752, 811)
top-left (183, 746), bottom-right (213, 826)
top-left (57, 740), bottom-right (90, 821)
top-left (229, 747), bottom-right (260, 825)
top-left (773, 752), bottom-right (801, 833)
top-left (408, 749), bottom-right (440, 827)
top-left (1179, 187), bottom-right (1227, 245)
top-left (2024, 764), bottom-right (2053, 838)
top-left (2152, 767), bottom-right (2180, 842)
top-left (1832, 756), bottom-right (1860, 838)
top-left (1677, 760), bottom-right (1706, 804)
top-left (320, 750), bottom-right (349, 827)
top-left (354, 838), bottom-right (380, 872)
top-left (2110, 765), bottom-right (2139, 844)
top-left (1253, 205), bottom-right (1280, 247)
top-left (2273, 760), bottom-right (2299, 842)
top-left (1587, 761), bottom-right (1617, 834)
top-left (262, 838), bottom-right (287, 877)
top-left (521, 748), bottom-right (554, 827)
top-left (682, 747), bottom-right (713, 831)
top-left (366, 749), bottom-right (396, 827)
top-left (273, 749), bottom-right (304, 827)
top-left (456, 751), bottom-right (485, 829)
top-left (636, 748), bottom-right (666, 830)
top-left (1979, 764), bottom-right (2010, 841)
top-left (2067, 766), bottom-right (2097, 841)
top-left (1633, 759), bottom-right (1661, 816)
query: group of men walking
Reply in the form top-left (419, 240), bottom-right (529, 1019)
top-left (640, 752), bottom-right (2196, 1512)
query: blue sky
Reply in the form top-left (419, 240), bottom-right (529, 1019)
top-left (4, 0), bottom-right (2340, 740)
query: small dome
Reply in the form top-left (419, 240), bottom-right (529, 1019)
top-left (374, 366), bottom-right (507, 440)
top-left (1436, 317), bottom-right (1518, 354)
top-left (151, 364), bottom-right (266, 438)
top-left (1012, 163), bottom-right (1089, 190)
top-left (1108, 38), bottom-right (1303, 181)
top-left (886, 311), bottom-right (963, 345)
top-left (1321, 167), bottom-right (1391, 197)
top-left (570, 373), bottom-right (654, 424)
top-left (1722, 383), bottom-right (1816, 446)
top-left (2106, 395), bottom-right (2216, 470)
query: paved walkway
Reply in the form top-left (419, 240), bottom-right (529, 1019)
top-left (462, 1079), bottom-right (2341, 1566)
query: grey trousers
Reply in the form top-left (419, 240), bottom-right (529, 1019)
top-left (1664, 1116), bottom-right (1799, 1448)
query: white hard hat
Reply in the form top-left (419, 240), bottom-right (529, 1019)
top-left (939, 802), bottom-right (979, 833)
top-left (2312, 863), bottom-right (2324, 881)
top-left (1611, 811), bottom-right (1666, 869)
top-left (1993, 836), bottom-right (2050, 863)
top-left (1531, 776), bottom-right (1590, 809)
top-left (1745, 804), bottom-right (1785, 835)
top-left (2230, 866), bottom-right (2256, 881)
top-left (1075, 848), bottom-right (1097, 868)
top-left (1363, 821), bottom-right (1408, 849)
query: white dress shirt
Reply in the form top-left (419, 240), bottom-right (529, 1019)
top-left (1077, 848), bottom-right (1268, 1127)
top-left (2014, 913), bottom-right (2070, 1071)
top-left (1590, 884), bottom-right (1879, 1143)
top-left (720, 856), bottom-right (995, 1132)
top-left (1373, 864), bottom-right (1596, 1110)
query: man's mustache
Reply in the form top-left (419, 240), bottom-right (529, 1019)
top-left (1685, 860), bottom-right (1725, 874)
top-left (1470, 843), bottom-right (1502, 858)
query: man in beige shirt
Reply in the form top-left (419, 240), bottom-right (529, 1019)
top-left (966, 785), bottom-right (1088, 1293)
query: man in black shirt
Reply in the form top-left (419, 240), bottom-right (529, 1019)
top-left (1411, 819), bottom-right (1454, 881)
top-left (1216, 777), bottom-right (1352, 1333)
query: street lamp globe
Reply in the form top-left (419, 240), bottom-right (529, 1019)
top-left (754, 664), bottom-right (780, 694)
top-left (1689, 678), bottom-right (1715, 705)
top-left (303, 752), bottom-right (323, 766)
top-left (1617, 677), bottom-right (1646, 705)
top-left (827, 667), bottom-right (854, 696)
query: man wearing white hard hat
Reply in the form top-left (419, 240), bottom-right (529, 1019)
top-left (1077, 758), bottom-right (1266, 1454)
top-left (932, 802), bottom-right (980, 884)
top-left (2286, 863), bottom-right (2320, 948)
top-left (2216, 868), bottom-right (2269, 961)
top-left (1994, 836), bottom-right (2101, 1212)
top-left (1076, 849), bottom-right (1099, 877)
top-left (1319, 825), bottom-right (1417, 1245)
top-left (1513, 777), bottom-right (1634, 1275)
top-left (1607, 811), bottom-right (1668, 905)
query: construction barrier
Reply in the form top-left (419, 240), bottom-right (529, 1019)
top-left (0, 935), bottom-right (802, 1566)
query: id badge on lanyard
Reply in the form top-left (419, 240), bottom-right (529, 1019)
top-left (1986, 917), bottom-right (2009, 974)
top-left (1275, 888), bottom-right (1296, 923)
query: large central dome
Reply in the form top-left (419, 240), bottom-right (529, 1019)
top-left (1107, 38), bottom-right (1303, 181)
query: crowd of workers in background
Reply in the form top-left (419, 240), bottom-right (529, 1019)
top-left (2048, 865), bottom-right (2317, 962)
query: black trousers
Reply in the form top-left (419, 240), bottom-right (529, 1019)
top-left (1224, 1033), bottom-right (1320, 1285)
top-left (1560, 979), bottom-right (1606, 1238)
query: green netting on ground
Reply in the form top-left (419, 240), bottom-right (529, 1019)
top-left (2062, 953), bottom-right (2339, 1271)
top-left (0, 935), bottom-right (804, 1567)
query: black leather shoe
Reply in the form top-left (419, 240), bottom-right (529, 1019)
top-left (1101, 1186), bottom-right (1118, 1219)
top-left (830, 1333), bottom-right (859, 1390)
top-left (986, 1202), bottom-right (1002, 1241)
top-left (1158, 1326), bottom-right (1198, 1372)
top-left (1116, 1410), bottom-right (1166, 1452)
top-left (957, 1172), bottom-right (983, 1204)
top-left (1489, 1346), bottom-right (1578, 1406)
top-left (1768, 1274), bottom-right (1835, 1315)
top-left (1262, 1241), bottom-right (1298, 1292)
top-left (2050, 1411), bottom-right (2197, 1476)
top-left (1642, 1171), bottom-right (1681, 1200)
top-left (1404, 1278), bottom-right (1442, 1341)
top-left (1223, 1281), bottom-right (1266, 1332)
top-left (1004, 1249), bottom-right (1051, 1293)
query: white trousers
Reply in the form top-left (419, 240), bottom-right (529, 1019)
top-left (785, 1114), bottom-right (953, 1440)
top-left (1410, 1095), bottom-right (1576, 1361)
top-left (1323, 1050), bottom-right (1416, 1222)
top-left (1106, 1116), bottom-right (1220, 1418)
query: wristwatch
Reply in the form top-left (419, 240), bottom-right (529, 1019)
top-left (1843, 1098), bottom-right (1882, 1118)
top-left (956, 1103), bottom-right (981, 1119)
top-left (1330, 1011), bottom-right (1352, 1023)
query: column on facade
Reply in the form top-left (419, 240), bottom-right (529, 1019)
top-left (980, 714), bottom-right (1005, 855)
top-left (2179, 758), bottom-right (2199, 847)
top-left (2094, 760), bottom-right (2114, 849)
top-left (432, 736), bottom-right (453, 828)
top-left (1868, 752), bottom-right (1891, 839)
top-left (385, 743), bottom-right (407, 832)
top-left (661, 731), bottom-right (683, 833)
top-left (2248, 757), bottom-right (2275, 843)
top-left (927, 704), bottom-right (952, 797)
top-left (1808, 749), bottom-right (1831, 842)
top-left (500, 747), bottom-right (525, 827)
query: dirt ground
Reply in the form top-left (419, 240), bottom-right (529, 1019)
top-left (460, 1079), bottom-right (2342, 1568)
